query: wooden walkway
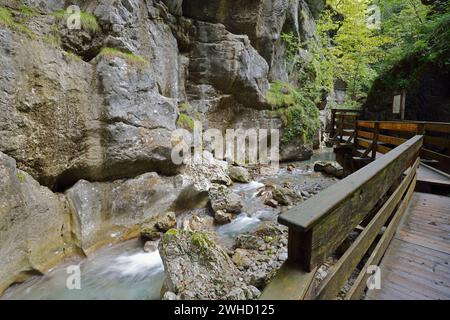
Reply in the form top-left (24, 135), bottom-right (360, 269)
top-left (365, 192), bottom-right (450, 300)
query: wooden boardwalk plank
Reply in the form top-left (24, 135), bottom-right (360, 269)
top-left (366, 192), bottom-right (450, 300)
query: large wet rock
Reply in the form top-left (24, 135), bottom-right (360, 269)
top-left (0, 152), bottom-right (75, 294)
top-left (65, 172), bottom-right (189, 254)
top-left (159, 229), bottom-right (260, 299)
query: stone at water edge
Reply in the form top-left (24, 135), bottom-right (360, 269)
top-left (141, 226), bottom-right (161, 242)
top-left (264, 198), bottom-right (279, 208)
top-left (228, 166), bottom-right (251, 183)
top-left (214, 210), bottom-right (233, 225)
top-left (155, 212), bottom-right (177, 232)
top-left (144, 241), bottom-right (159, 253)
top-left (140, 211), bottom-right (177, 241)
top-left (272, 187), bottom-right (303, 206)
top-left (208, 184), bottom-right (243, 214)
top-left (158, 229), bottom-right (260, 300)
top-left (314, 161), bottom-right (344, 178)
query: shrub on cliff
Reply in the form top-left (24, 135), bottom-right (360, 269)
top-left (267, 81), bottom-right (320, 144)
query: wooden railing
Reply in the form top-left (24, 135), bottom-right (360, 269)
top-left (261, 135), bottom-right (423, 300)
top-left (330, 109), bottom-right (361, 144)
top-left (356, 121), bottom-right (450, 173)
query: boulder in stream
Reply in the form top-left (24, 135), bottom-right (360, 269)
top-left (314, 161), bottom-right (344, 178)
top-left (208, 184), bottom-right (243, 214)
top-left (228, 166), bottom-right (251, 183)
top-left (159, 229), bottom-right (260, 300)
top-left (272, 187), bottom-right (303, 206)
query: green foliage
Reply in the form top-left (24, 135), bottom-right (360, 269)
top-left (266, 81), bottom-right (296, 107)
top-left (177, 113), bottom-right (195, 132)
top-left (52, 9), bottom-right (99, 32)
top-left (100, 47), bottom-right (148, 66)
top-left (369, 0), bottom-right (450, 93)
top-left (317, 0), bottom-right (392, 105)
top-left (0, 6), bottom-right (34, 37)
top-left (267, 81), bottom-right (320, 144)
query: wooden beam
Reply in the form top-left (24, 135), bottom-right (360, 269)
top-left (345, 174), bottom-right (417, 300)
top-left (279, 136), bottom-right (423, 271)
top-left (421, 148), bottom-right (450, 172)
top-left (377, 144), bottom-right (392, 154)
top-left (315, 158), bottom-right (419, 300)
top-left (358, 121), bottom-right (420, 133)
top-left (424, 135), bottom-right (450, 149)
top-left (260, 262), bottom-right (316, 300)
top-left (424, 123), bottom-right (450, 134)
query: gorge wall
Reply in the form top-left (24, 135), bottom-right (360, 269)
top-left (0, 0), bottom-right (323, 293)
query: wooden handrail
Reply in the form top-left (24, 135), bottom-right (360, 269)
top-left (262, 136), bottom-right (423, 300)
top-left (278, 135), bottom-right (423, 271)
top-left (355, 120), bottom-right (449, 173)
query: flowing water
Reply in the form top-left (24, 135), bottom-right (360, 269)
top-left (1, 148), bottom-right (336, 300)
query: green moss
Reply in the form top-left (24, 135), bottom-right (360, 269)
top-left (52, 9), bottom-right (99, 32)
top-left (266, 81), bottom-right (296, 108)
top-left (16, 172), bottom-right (27, 183)
top-left (166, 228), bottom-right (178, 236)
top-left (191, 231), bottom-right (213, 251)
top-left (100, 47), bottom-right (148, 66)
top-left (19, 5), bottom-right (39, 17)
top-left (0, 6), bottom-right (34, 37)
top-left (43, 34), bottom-right (61, 47)
top-left (0, 7), bottom-right (14, 26)
top-left (267, 81), bottom-right (320, 144)
top-left (80, 11), bottom-right (99, 32)
top-left (177, 113), bottom-right (195, 132)
top-left (64, 50), bottom-right (82, 62)
top-left (178, 101), bottom-right (192, 113)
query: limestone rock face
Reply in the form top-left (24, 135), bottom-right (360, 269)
top-left (159, 230), bottom-right (260, 299)
top-left (183, 0), bottom-right (319, 81)
top-left (0, 152), bottom-right (74, 294)
top-left (186, 21), bottom-right (270, 109)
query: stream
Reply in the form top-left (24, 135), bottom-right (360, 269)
top-left (1, 149), bottom-right (336, 300)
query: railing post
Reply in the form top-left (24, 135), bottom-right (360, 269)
top-left (330, 109), bottom-right (337, 138)
top-left (339, 114), bottom-right (344, 143)
top-left (372, 122), bottom-right (380, 160)
top-left (287, 228), bottom-right (314, 272)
